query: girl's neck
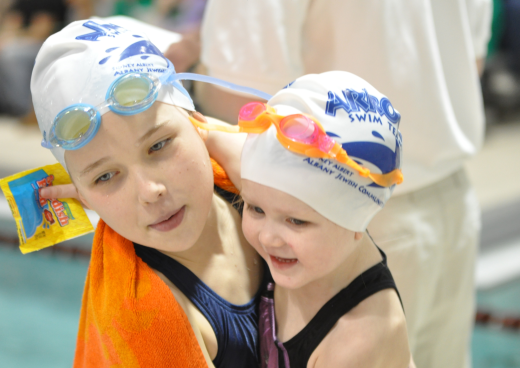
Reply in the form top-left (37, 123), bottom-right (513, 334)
top-left (161, 193), bottom-right (234, 271)
top-left (160, 193), bottom-right (263, 304)
top-left (274, 235), bottom-right (382, 342)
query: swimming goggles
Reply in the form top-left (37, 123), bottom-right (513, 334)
top-left (189, 102), bottom-right (403, 187)
top-left (41, 60), bottom-right (272, 150)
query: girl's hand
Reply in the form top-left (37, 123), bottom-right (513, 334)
top-left (195, 113), bottom-right (246, 191)
top-left (40, 183), bottom-right (90, 209)
top-left (40, 183), bottom-right (84, 203)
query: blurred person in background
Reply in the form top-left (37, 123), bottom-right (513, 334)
top-left (0, 0), bottom-right (67, 119)
top-left (168, 1), bottom-right (492, 367)
top-left (0, 0), bottom-right (114, 122)
top-left (500, 0), bottom-right (520, 84)
top-left (113, 0), bottom-right (207, 72)
top-left (481, 0), bottom-right (520, 114)
top-left (0, 0), bottom-right (206, 122)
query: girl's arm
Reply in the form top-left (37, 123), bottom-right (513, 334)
top-left (203, 116), bottom-right (246, 191)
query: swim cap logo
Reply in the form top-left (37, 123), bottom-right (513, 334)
top-left (76, 21), bottom-right (126, 41)
top-left (327, 132), bottom-right (401, 188)
top-left (283, 80), bottom-right (295, 89)
top-left (118, 40), bottom-right (165, 62)
top-left (325, 89), bottom-right (401, 125)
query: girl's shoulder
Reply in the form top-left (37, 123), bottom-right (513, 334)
top-left (310, 288), bottom-right (411, 368)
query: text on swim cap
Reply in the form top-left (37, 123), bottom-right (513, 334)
top-left (326, 89), bottom-right (400, 124)
top-left (303, 158), bottom-right (384, 206)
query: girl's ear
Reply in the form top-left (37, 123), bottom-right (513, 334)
top-left (77, 190), bottom-right (92, 210)
top-left (192, 111), bottom-right (209, 141)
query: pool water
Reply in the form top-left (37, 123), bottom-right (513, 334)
top-left (0, 244), bottom-right (519, 367)
top-left (473, 279), bottom-right (520, 368)
top-left (0, 246), bottom-right (89, 368)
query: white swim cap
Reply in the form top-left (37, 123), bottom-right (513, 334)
top-left (241, 72), bottom-right (403, 232)
top-left (31, 20), bottom-right (195, 169)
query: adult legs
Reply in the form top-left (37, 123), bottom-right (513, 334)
top-left (368, 169), bottom-right (480, 368)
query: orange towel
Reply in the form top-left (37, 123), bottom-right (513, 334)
top-left (74, 159), bottom-right (238, 368)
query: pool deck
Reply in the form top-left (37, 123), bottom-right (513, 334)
top-left (1, 115), bottom-right (520, 288)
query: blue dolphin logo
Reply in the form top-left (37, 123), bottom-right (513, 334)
top-left (118, 40), bottom-right (165, 62)
top-left (327, 132), bottom-right (401, 187)
top-left (76, 21), bottom-right (126, 41)
top-left (99, 39), bottom-right (167, 65)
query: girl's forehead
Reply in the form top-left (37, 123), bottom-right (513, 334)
top-left (65, 103), bottom-right (193, 174)
top-left (98, 103), bottom-right (189, 136)
top-left (242, 180), bottom-right (318, 215)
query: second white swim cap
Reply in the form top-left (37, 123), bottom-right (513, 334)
top-left (241, 71), bottom-right (403, 232)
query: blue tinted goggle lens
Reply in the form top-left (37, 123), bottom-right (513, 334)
top-left (48, 73), bottom-right (158, 150)
top-left (49, 105), bottom-right (100, 150)
top-left (107, 73), bottom-right (159, 115)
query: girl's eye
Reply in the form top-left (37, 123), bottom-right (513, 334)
top-left (95, 172), bottom-right (115, 184)
top-left (149, 139), bottom-right (170, 153)
top-left (247, 204), bottom-right (265, 215)
top-left (287, 218), bottom-right (307, 226)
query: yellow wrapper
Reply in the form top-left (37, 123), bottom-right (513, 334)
top-left (0, 163), bottom-right (94, 254)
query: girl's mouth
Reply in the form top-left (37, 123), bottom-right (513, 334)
top-left (149, 206), bottom-right (185, 232)
top-left (270, 255), bottom-right (298, 270)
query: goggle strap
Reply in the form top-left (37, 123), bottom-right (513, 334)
top-left (369, 169), bottom-right (404, 187)
top-left (95, 101), bottom-right (112, 115)
top-left (170, 80), bottom-right (192, 100)
top-left (239, 117), bottom-right (273, 134)
top-left (160, 60), bottom-right (176, 84)
top-left (336, 150), bottom-right (370, 176)
top-left (171, 73), bottom-right (272, 101)
top-left (188, 116), bottom-right (241, 133)
top-left (41, 138), bottom-right (53, 149)
top-left (336, 150), bottom-right (402, 187)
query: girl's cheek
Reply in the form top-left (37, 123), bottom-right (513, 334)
top-left (241, 217), bottom-right (252, 242)
top-left (242, 217), bottom-right (259, 249)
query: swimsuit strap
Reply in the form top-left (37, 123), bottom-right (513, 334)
top-left (134, 243), bottom-right (266, 367)
top-left (283, 247), bottom-right (401, 367)
top-left (134, 187), bottom-right (264, 367)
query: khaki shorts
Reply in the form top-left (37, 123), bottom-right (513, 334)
top-left (368, 169), bottom-right (480, 368)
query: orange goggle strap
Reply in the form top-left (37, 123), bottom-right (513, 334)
top-left (188, 115), bottom-right (403, 188)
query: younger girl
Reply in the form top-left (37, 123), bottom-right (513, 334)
top-left (196, 71), bottom-right (414, 368)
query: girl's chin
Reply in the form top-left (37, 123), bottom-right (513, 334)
top-left (271, 273), bottom-right (306, 290)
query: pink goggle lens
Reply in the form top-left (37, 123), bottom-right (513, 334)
top-left (317, 134), bottom-right (336, 153)
top-left (279, 115), bottom-right (319, 144)
top-left (239, 102), bottom-right (267, 121)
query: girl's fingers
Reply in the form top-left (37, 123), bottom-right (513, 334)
top-left (40, 184), bottom-right (79, 200)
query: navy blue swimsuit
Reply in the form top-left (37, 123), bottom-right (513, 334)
top-left (134, 187), bottom-right (264, 367)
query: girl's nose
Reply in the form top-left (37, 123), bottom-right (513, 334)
top-left (135, 170), bottom-right (166, 205)
top-left (258, 223), bottom-right (285, 249)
